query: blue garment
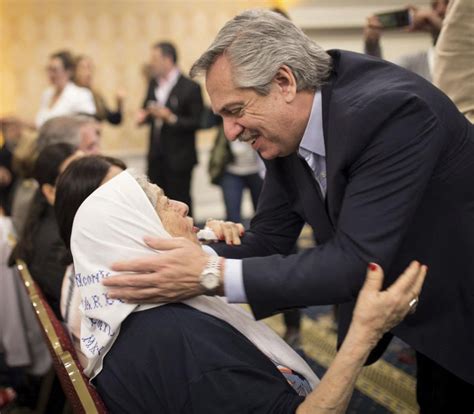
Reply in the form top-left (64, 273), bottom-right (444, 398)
top-left (219, 172), bottom-right (263, 223)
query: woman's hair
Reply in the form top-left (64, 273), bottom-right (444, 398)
top-left (50, 50), bottom-right (76, 72)
top-left (10, 143), bottom-right (77, 265)
top-left (55, 155), bottom-right (127, 248)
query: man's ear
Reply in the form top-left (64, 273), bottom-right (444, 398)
top-left (274, 65), bottom-right (297, 103)
top-left (41, 183), bottom-right (56, 206)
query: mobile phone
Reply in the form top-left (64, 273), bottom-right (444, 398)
top-left (375, 9), bottom-right (411, 29)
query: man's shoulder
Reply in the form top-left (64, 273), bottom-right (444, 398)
top-left (177, 74), bottom-right (201, 90)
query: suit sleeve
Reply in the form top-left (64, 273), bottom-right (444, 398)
top-left (139, 81), bottom-right (156, 125)
top-left (169, 82), bottom-right (204, 132)
top-left (240, 95), bottom-right (445, 319)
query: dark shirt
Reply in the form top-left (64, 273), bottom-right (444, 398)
top-left (29, 206), bottom-right (69, 318)
top-left (94, 303), bottom-right (304, 414)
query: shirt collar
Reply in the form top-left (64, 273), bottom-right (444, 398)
top-left (159, 67), bottom-right (180, 86)
top-left (298, 90), bottom-right (325, 157)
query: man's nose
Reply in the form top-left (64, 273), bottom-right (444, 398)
top-left (223, 117), bottom-right (243, 141)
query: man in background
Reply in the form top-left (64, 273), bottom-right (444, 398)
top-left (137, 42), bottom-right (203, 216)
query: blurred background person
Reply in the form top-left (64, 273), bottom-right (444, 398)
top-left (208, 122), bottom-right (263, 223)
top-left (0, 118), bottom-right (23, 216)
top-left (434, 0), bottom-right (474, 122)
top-left (35, 50), bottom-right (96, 128)
top-left (36, 115), bottom-right (101, 155)
top-left (9, 143), bottom-right (80, 318)
top-left (9, 115), bottom-right (100, 235)
top-left (136, 41), bottom-right (203, 217)
top-left (364, 0), bottom-right (449, 81)
top-left (74, 55), bottom-right (124, 125)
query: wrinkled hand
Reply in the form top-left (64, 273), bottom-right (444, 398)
top-left (205, 219), bottom-right (245, 245)
top-left (351, 261), bottom-right (427, 347)
top-left (104, 237), bottom-right (212, 303)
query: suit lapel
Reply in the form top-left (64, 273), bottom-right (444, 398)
top-left (166, 75), bottom-right (182, 112)
top-left (322, 55), bottom-right (346, 227)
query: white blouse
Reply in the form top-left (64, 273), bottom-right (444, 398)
top-left (35, 82), bottom-right (96, 128)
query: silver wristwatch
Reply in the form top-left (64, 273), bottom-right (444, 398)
top-left (199, 256), bottom-right (222, 294)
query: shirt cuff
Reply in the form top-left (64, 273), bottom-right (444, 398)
top-left (223, 259), bottom-right (247, 303)
top-left (202, 245), bottom-right (217, 256)
top-left (200, 246), bottom-right (247, 303)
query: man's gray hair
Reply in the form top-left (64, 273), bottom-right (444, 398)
top-left (36, 115), bottom-right (96, 152)
top-left (190, 9), bottom-right (332, 95)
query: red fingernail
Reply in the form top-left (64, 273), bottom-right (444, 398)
top-left (219, 235), bottom-right (225, 240)
top-left (369, 263), bottom-right (377, 271)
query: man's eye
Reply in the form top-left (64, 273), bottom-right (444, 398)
top-left (225, 107), bottom-right (243, 116)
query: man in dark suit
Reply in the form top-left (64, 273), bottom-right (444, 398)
top-left (107, 11), bottom-right (473, 412)
top-left (137, 42), bottom-right (203, 216)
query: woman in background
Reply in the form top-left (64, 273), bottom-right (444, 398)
top-left (36, 50), bottom-right (96, 128)
top-left (9, 143), bottom-right (82, 317)
top-left (74, 55), bottom-right (124, 125)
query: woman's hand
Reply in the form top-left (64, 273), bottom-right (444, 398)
top-left (351, 261), bottom-right (427, 347)
top-left (205, 219), bottom-right (245, 245)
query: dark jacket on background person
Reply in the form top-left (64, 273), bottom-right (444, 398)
top-left (9, 205), bottom-right (70, 318)
top-left (142, 75), bottom-right (203, 176)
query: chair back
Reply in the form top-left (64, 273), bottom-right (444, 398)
top-left (16, 259), bottom-right (108, 414)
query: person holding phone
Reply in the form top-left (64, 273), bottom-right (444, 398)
top-left (364, 0), bottom-right (449, 81)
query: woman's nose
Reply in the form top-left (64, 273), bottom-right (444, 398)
top-left (171, 200), bottom-right (189, 216)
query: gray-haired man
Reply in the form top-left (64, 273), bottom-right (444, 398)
top-left (103, 9), bottom-right (474, 412)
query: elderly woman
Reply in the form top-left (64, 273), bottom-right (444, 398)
top-left (55, 155), bottom-right (425, 414)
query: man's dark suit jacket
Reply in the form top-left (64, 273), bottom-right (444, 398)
top-left (142, 74), bottom-right (203, 174)
top-left (213, 50), bottom-right (474, 385)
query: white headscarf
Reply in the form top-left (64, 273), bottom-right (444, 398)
top-left (71, 170), bottom-right (319, 388)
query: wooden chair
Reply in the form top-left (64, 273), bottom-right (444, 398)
top-left (16, 259), bottom-right (108, 414)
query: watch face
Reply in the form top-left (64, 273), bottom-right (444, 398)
top-left (201, 271), bottom-right (220, 290)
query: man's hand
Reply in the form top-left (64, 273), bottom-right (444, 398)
top-left (104, 237), bottom-right (215, 303)
top-left (350, 261), bottom-right (427, 347)
top-left (136, 109), bottom-right (149, 125)
top-left (148, 106), bottom-right (176, 124)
